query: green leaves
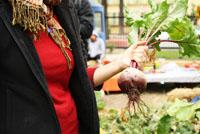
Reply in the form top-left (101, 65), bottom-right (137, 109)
top-left (126, 0), bottom-right (200, 57)
top-left (163, 0), bottom-right (188, 25)
top-left (144, 0), bottom-right (169, 40)
top-left (165, 18), bottom-right (200, 57)
top-left (148, 0), bottom-right (157, 12)
top-left (145, 0), bottom-right (188, 41)
top-left (167, 99), bottom-right (200, 121)
top-left (95, 91), bottom-right (106, 110)
top-left (157, 115), bottom-right (172, 134)
top-left (125, 8), bottom-right (134, 27)
top-left (99, 99), bottom-right (200, 133)
top-left (125, 9), bottom-right (146, 45)
top-left (128, 26), bottom-right (138, 45)
top-left (196, 111), bottom-right (200, 120)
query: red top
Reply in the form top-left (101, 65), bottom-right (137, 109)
top-left (34, 31), bottom-right (96, 134)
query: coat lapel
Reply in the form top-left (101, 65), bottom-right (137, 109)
top-left (0, 4), bottom-right (52, 100)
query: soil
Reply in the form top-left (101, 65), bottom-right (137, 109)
top-left (102, 85), bottom-right (200, 110)
top-left (102, 90), bottom-right (168, 110)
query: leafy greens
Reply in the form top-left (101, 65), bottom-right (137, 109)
top-left (126, 0), bottom-right (200, 57)
top-left (99, 99), bottom-right (200, 134)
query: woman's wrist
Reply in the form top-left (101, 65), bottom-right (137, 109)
top-left (115, 57), bottom-right (131, 71)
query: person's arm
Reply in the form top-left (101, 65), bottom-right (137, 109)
top-left (93, 41), bottom-right (149, 86)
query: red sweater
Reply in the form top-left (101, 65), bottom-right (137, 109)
top-left (34, 31), bottom-right (96, 134)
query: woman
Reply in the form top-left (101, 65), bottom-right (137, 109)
top-left (0, 0), bottom-right (148, 134)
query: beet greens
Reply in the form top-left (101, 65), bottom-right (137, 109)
top-left (126, 0), bottom-right (200, 57)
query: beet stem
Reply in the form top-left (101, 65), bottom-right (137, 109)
top-left (148, 39), bottom-right (189, 47)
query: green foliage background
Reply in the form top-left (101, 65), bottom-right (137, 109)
top-left (96, 91), bottom-right (200, 134)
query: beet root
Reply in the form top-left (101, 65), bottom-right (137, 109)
top-left (118, 67), bottom-right (147, 93)
top-left (117, 67), bottom-right (148, 116)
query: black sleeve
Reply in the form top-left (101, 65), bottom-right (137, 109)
top-left (0, 15), bottom-right (13, 55)
top-left (0, 17), bottom-right (7, 53)
top-left (0, 17), bottom-right (4, 37)
top-left (0, 17), bottom-right (2, 54)
top-left (0, 16), bottom-right (8, 64)
top-left (76, 0), bottom-right (94, 39)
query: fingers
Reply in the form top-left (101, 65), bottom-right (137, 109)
top-left (135, 41), bottom-right (147, 46)
top-left (132, 46), bottom-right (148, 53)
top-left (125, 44), bottom-right (148, 57)
top-left (130, 45), bottom-right (149, 67)
top-left (124, 41), bottom-right (150, 69)
top-left (128, 41), bottom-right (147, 50)
top-left (130, 46), bottom-right (148, 59)
top-left (132, 53), bottom-right (149, 64)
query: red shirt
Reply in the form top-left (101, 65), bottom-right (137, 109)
top-left (34, 31), bottom-right (96, 134)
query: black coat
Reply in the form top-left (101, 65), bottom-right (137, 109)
top-left (0, 0), bottom-right (99, 134)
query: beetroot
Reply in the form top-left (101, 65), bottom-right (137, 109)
top-left (117, 67), bottom-right (148, 115)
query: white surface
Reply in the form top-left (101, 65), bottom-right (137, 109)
top-left (145, 62), bottom-right (200, 83)
top-left (146, 71), bottom-right (200, 83)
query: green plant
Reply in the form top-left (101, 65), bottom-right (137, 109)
top-left (126, 0), bottom-right (200, 58)
top-left (95, 91), bottom-right (106, 111)
top-left (99, 99), bottom-right (200, 134)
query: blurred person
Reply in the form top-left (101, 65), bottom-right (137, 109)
top-left (0, 0), bottom-right (149, 133)
top-left (73, 0), bottom-right (94, 65)
top-left (88, 31), bottom-right (106, 63)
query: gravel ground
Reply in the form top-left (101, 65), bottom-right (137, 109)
top-left (102, 91), bottom-right (167, 110)
top-left (101, 86), bottom-right (200, 110)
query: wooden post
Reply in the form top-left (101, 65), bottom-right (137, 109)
top-left (119, 0), bottom-right (124, 34)
top-left (102, 0), bottom-right (109, 39)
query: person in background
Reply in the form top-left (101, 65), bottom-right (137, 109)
top-left (73, 0), bottom-right (94, 65)
top-left (88, 31), bottom-right (106, 63)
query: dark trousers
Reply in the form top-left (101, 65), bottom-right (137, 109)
top-left (88, 54), bottom-right (101, 61)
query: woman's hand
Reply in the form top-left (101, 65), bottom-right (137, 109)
top-left (93, 41), bottom-right (149, 87)
top-left (117, 41), bottom-right (149, 70)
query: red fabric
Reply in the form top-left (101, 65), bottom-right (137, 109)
top-left (33, 16), bottom-right (98, 134)
top-left (34, 31), bottom-right (78, 134)
top-left (86, 68), bottom-right (97, 86)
